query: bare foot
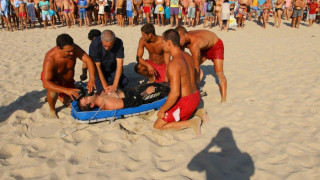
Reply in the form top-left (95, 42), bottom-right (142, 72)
top-left (189, 117), bottom-right (202, 136)
top-left (49, 109), bottom-right (59, 118)
top-left (194, 108), bottom-right (209, 123)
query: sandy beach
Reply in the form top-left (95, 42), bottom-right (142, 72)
top-left (0, 19), bottom-right (320, 180)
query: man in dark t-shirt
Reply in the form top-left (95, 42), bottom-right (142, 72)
top-left (89, 30), bottom-right (128, 93)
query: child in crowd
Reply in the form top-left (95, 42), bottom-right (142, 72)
top-left (40, 0), bottom-right (54, 29)
top-left (26, 0), bottom-right (36, 28)
top-left (78, 0), bottom-right (88, 27)
top-left (97, 0), bottom-right (106, 26)
top-left (49, 0), bottom-right (57, 25)
top-left (188, 0), bottom-right (196, 27)
top-left (17, 0), bottom-right (28, 30)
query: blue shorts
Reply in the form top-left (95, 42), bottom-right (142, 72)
top-left (49, 9), bottom-right (56, 16)
top-left (165, 6), bottom-right (170, 19)
top-left (252, 6), bottom-right (258, 11)
top-left (79, 11), bottom-right (86, 19)
top-left (127, 10), bottom-right (132, 17)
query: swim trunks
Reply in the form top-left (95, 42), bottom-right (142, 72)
top-left (117, 8), bottom-right (123, 15)
top-left (64, 9), bottom-right (71, 13)
top-left (163, 90), bottom-right (200, 123)
top-left (40, 72), bottom-right (75, 98)
top-left (145, 60), bottom-right (166, 83)
top-left (144, 6), bottom-right (151, 13)
top-left (19, 12), bottom-right (26, 17)
top-left (201, 38), bottom-right (224, 60)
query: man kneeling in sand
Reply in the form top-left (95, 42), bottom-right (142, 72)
top-left (153, 29), bottom-right (207, 136)
top-left (77, 83), bottom-right (170, 111)
top-left (41, 34), bottom-right (96, 118)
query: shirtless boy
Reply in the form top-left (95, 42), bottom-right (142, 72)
top-left (153, 29), bottom-right (202, 135)
top-left (187, 0), bottom-right (196, 27)
top-left (17, 0), bottom-right (28, 30)
top-left (175, 26), bottom-right (227, 103)
top-left (41, 34), bottom-right (96, 118)
top-left (143, 0), bottom-right (153, 23)
top-left (134, 23), bottom-right (168, 83)
top-left (291, 0), bottom-right (306, 28)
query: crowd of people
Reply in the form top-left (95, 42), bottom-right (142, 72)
top-left (41, 24), bottom-right (225, 134)
top-left (0, 0), bottom-right (318, 31)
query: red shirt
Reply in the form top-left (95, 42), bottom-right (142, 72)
top-left (309, 2), bottom-right (319, 14)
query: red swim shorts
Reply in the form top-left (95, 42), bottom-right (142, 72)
top-left (19, 12), bottom-right (26, 17)
top-left (201, 38), bottom-right (224, 61)
top-left (41, 72), bottom-right (75, 98)
top-left (163, 90), bottom-right (200, 123)
top-left (144, 6), bottom-right (151, 13)
top-left (146, 60), bottom-right (166, 83)
top-left (182, 7), bottom-right (187, 15)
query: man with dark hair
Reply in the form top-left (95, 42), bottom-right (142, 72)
top-left (175, 26), bottom-right (227, 103)
top-left (88, 29), bottom-right (102, 41)
top-left (89, 29), bottom-right (128, 93)
top-left (77, 83), bottom-right (170, 111)
top-left (153, 29), bottom-right (202, 135)
top-left (134, 23), bottom-right (169, 83)
top-left (41, 33), bottom-right (96, 118)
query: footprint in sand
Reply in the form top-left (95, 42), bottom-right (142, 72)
top-left (97, 143), bottom-right (118, 153)
top-left (0, 144), bottom-right (21, 159)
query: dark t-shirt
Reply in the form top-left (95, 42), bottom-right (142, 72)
top-left (207, 0), bottom-right (215, 12)
top-left (89, 36), bottom-right (125, 75)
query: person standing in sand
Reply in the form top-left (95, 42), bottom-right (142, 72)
top-left (134, 23), bottom-right (168, 83)
top-left (273, 0), bottom-right (284, 28)
top-left (291, 0), bottom-right (305, 28)
top-left (17, 0), bottom-right (28, 30)
top-left (143, 0), bottom-right (153, 23)
top-left (41, 34), bottom-right (96, 118)
top-left (62, 0), bottom-right (73, 27)
top-left (153, 29), bottom-right (202, 135)
top-left (175, 26), bottom-right (227, 103)
top-left (54, 0), bottom-right (64, 25)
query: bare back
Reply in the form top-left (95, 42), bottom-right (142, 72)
top-left (167, 51), bottom-right (197, 98)
top-left (187, 30), bottom-right (219, 51)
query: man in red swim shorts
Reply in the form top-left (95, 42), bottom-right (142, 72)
top-left (175, 26), bottom-right (227, 103)
top-left (143, 0), bottom-right (153, 23)
top-left (41, 34), bottom-right (96, 118)
top-left (153, 29), bottom-right (202, 135)
top-left (135, 23), bottom-right (169, 83)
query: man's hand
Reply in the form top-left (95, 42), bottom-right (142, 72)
top-left (157, 110), bottom-right (165, 119)
top-left (106, 85), bottom-right (117, 93)
top-left (147, 64), bottom-right (157, 76)
top-left (146, 86), bottom-right (156, 95)
top-left (86, 79), bottom-right (96, 93)
top-left (80, 74), bottom-right (87, 81)
top-left (65, 88), bottom-right (81, 100)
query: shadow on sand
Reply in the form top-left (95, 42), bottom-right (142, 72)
top-left (188, 127), bottom-right (255, 180)
top-left (0, 90), bottom-right (47, 122)
top-left (200, 65), bottom-right (219, 88)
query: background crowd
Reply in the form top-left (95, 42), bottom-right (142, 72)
top-left (0, 0), bottom-right (319, 31)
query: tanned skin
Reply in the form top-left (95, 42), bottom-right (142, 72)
top-left (42, 44), bottom-right (96, 118)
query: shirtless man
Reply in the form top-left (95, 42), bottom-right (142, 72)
top-left (116, 0), bottom-right (124, 27)
top-left (153, 29), bottom-right (202, 135)
top-left (292, 0), bottom-right (306, 28)
top-left (134, 23), bottom-right (168, 83)
top-left (62, 0), bottom-right (72, 27)
top-left (175, 26), bottom-right (227, 103)
top-left (54, 0), bottom-right (64, 25)
top-left (187, 0), bottom-right (196, 27)
top-left (78, 83), bottom-right (170, 110)
top-left (41, 34), bottom-right (96, 118)
top-left (143, 0), bottom-right (153, 23)
top-left (273, 0), bottom-right (285, 28)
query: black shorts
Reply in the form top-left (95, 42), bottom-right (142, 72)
top-left (122, 83), bottom-right (170, 108)
top-left (247, 6), bottom-right (251, 13)
top-left (86, 5), bottom-right (94, 11)
top-left (117, 8), bottom-right (123, 15)
top-left (104, 6), bottom-right (111, 12)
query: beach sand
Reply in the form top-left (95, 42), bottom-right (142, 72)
top-left (0, 19), bottom-right (320, 179)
